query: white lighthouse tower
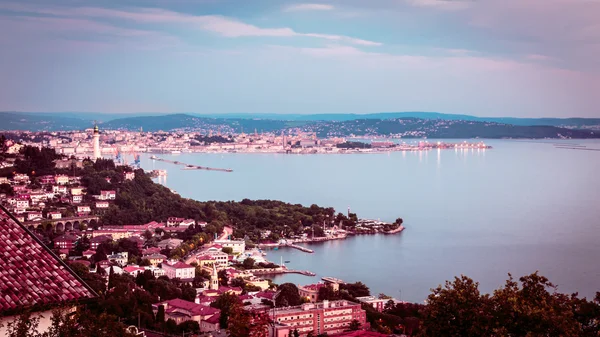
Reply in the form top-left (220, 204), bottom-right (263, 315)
top-left (92, 124), bottom-right (101, 160)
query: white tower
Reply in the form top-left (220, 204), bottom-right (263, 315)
top-left (92, 124), bottom-right (101, 160)
top-left (210, 263), bottom-right (219, 290)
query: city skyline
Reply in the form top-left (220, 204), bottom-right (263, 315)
top-left (1, 0), bottom-right (599, 118)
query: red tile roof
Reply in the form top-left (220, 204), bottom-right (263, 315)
top-left (204, 312), bottom-right (220, 324)
top-left (0, 205), bottom-right (97, 315)
top-left (164, 261), bottom-right (193, 269)
top-left (157, 298), bottom-right (220, 316)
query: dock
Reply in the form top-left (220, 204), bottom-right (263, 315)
top-left (251, 268), bottom-right (316, 277)
top-left (150, 155), bottom-right (232, 172)
top-left (322, 277), bottom-right (346, 285)
top-left (284, 243), bottom-right (314, 253)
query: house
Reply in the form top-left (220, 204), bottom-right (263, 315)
top-left (0, 177), bottom-right (9, 184)
top-left (54, 234), bottom-right (78, 250)
top-left (123, 265), bottom-right (146, 277)
top-left (142, 253), bottom-right (167, 266)
top-left (27, 212), bottom-right (43, 221)
top-left (92, 229), bottom-right (131, 240)
top-left (214, 239), bottom-right (246, 254)
top-left (77, 205), bottom-right (91, 214)
top-left (245, 277), bottom-right (270, 291)
top-left (200, 312), bottom-right (220, 332)
top-left (55, 175), bottom-right (69, 185)
top-left (39, 175), bottom-right (56, 185)
top-left (82, 250), bottom-right (96, 259)
top-left (157, 238), bottom-right (182, 250)
top-left (206, 250), bottom-right (229, 267)
top-left (0, 205), bottom-right (96, 335)
top-left (161, 261), bottom-right (195, 280)
top-left (12, 173), bottom-right (30, 183)
top-left (70, 187), bottom-right (83, 196)
top-left (72, 195), bottom-right (83, 204)
top-left (90, 234), bottom-right (112, 249)
top-left (15, 199), bottom-right (29, 212)
top-left (95, 201), bottom-right (109, 209)
top-left (48, 212), bottom-right (62, 220)
top-left (355, 296), bottom-right (391, 312)
top-left (99, 190), bottom-right (116, 200)
top-left (166, 217), bottom-right (185, 227)
top-left (151, 299), bottom-right (220, 330)
top-left (299, 283), bottom-right (329, 303)
top-left (107, 252), bottom-right (128, 266)
top-left (195, 254), bottom-right (217, 268)
top-left (52, 185), bottom-right (67, 194)
top-left (124, 172), bottom-right (135, 181)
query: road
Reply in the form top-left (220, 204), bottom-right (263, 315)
top-left (218, 226), bottom-right (233, 240)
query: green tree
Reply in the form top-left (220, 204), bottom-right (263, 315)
top-left (348, 319), bottom-right (361, 331)
top-left (418, 275), bottom-right (493, 337)
top-left (243, 257), bottom-right (255, 270)
top-left (276, 283), bottom-right (302, 307)
top-left (222, 247), bottom-right (233, 254)
top-left (211, 292), bottom-right (242, 329)
top-left (155, 305), bottom-right (165, 324)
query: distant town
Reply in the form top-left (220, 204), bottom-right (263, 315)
top-left (1, 126), bottom-right (491, 159)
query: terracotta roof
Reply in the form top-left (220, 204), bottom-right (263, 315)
top-left (164, 261), bottom-right (193, 269)
top-left (0, 205), bottom-right (97, 315)
top-left (157, 298), bottom-right (220, 316)
top-left (204, 312), bottom-right (220, 324)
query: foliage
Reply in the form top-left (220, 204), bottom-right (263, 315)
top-left (340, 282), bottom-right (370, 299)
top-left (14, 146), bottom-right (62, 176)
top-left (348, 319), bottom-right (361, 331)
top-left (242, 257), bottom-right (256, 270)
top-left (227, 304), bottom-right (270, 337)
top-left (276, 283), bottom-right (302, 307)
top-left (211, 293), bottom-right (242, 329)
top-left (68, 262), bottom-right (106, 295)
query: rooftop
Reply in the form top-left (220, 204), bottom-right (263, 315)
top-left (0, 205), bottom-right (96, 315)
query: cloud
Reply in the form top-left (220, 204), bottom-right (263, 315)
top-left (284, 3), bottom-right (335, 12)
top-left (526, 54), bottom-right (552, 61)
top-left (0, 4), bottom-right (380, 47)
top-left (406, 0), bottom-right (471, 11)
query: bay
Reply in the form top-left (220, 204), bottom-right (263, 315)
top-left (138, 139), bottom-right (600, 303)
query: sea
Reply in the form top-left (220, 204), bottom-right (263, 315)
top-left (138, 139), bottom-right (600, 303)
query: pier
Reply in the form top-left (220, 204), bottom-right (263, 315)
top-left (251, 268), bottom-right (316, 277)
top-left (257, 243), bottom-right (315, 253)
top-left (284, 243), bottom-right (314, 253)
top-left (322, 277), bottom-right (346, 285)
top-left (150, 155), bottom-right (233, 172)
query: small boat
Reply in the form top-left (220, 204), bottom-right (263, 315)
top-left (284, 260), bottom-right (291, 263)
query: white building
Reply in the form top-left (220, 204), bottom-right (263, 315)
top-left (93, 125), bottom-right (101, 160)
top-left (214, 239), bottom-right (246, 254)
top-left (162, 261), bottom-right (195, 280)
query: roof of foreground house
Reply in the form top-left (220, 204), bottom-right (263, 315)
top-left (0, 205), bottom-right (97, 315)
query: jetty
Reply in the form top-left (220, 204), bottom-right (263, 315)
top-left (284, 243), bottom-right (314, 253)
top-left (150, 155), bottom-right (233, 172)
top-left (251, 268), bottom-right (316, 277)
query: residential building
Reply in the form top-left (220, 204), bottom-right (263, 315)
top-left (157, 238), bottom-right (183, 250)
top-left (92, 229), bottom-right (131, 240)
top-left (99, 190), bottom-right (116, 200)
top-left (72, 195), bottom-right (83, 204)
top-left (52, 185), bottom-right (67, 194)
top-left (54, 234), bottom-right (78, 250)
top-left (96, 201), bottom-right (109, 209)
top-left (166, 217), bottom-right (185, 227)
top-left (271, 300), bottom-right (367, 337)
top-left (77, 205), bottom-right (91, 214)
top-left (214, 239), bottom-right (246, 254)
top-left (162, 261), bottom-right (195, 280)
top-left (90, 234), bottom-right (112, 249)
top-left (124, 172), bottom-right (135, 180)
top-left (299, 283), bottom-right (328, 303)
top-left (27, 212), bottom-right (43, 221)
top-left (15, 199), bottom-right (29, 211)
top-left (0, 205), bottom-right (96, 335)
top-left (107, 252), bottom-right (128, 266)
top-left (70, 187), bottom-right (83, 196)
top-left (55, 175), bottom-right (69, 185)
top-left (207, 250), bottom-right (229, 267)
top-left (151, 299), bottom-right (220, 332)
top-left (355, 296), bottom-right (390, 312)
top-left (123, 266), bottom-right (146, 277)
top-left (142, 253), bottom-right (167, 266)
top-left (48, 212), bottom-right (62, 220)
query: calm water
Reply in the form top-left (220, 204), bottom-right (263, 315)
top-left (139, 140), bottom-right (600, 302)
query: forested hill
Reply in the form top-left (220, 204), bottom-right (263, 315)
top-left (1, 111), bottom-right (599, 138)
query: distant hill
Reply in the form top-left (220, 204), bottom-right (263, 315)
top-left (193, 112), bottom-right (600, 128)
top-left (0, 112), bottom-right (92, 131)
top-left (1, 111), bottom-right (599, 138)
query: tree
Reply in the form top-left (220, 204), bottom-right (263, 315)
top-left (230, 277), bottom-right (246, 288)
top-left (143, 230), bottom-right (153, 240)
top-left (218, 269), bottom-right (229, 286)
top-left (155, 305), bottom-right (165, 324)
top-left (348, 319), bottom-right (361, 331)
top-left (418, 275), bottom-right (493, 337)
top-left (211, 293), bottom-right (242, 328)
top-left (318, 285), bottom-right (339, 302)
top-left (293, 329), bottom-right (300, 337)
top-left (276, 283), bottom-right (302, 307)
top-left (340, 282), bottom-right (370, 298)
top-left (222, 247), bottom-right (233, 254)
top-left (243, 257), bottom-right (256, 270)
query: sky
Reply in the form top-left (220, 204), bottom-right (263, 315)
top-left (0, 0), bottom-right (599, 118)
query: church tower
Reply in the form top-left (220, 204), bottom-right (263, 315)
top-left (210, 263), bottom-right (219, 290)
